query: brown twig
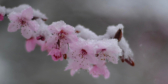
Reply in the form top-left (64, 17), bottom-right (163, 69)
top-left (114, 29), bottom-right (122, 42)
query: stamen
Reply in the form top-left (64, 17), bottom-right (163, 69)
top-left (81, 49), bottom-right (87, 55)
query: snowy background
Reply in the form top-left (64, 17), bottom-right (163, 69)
top-left (0, 0), bottom-right (168, 84)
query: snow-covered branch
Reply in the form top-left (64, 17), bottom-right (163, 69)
top-left (0, 4), bottom-right (134, 79)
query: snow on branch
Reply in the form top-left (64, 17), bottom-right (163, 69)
top-left (0, 4), bottom-right (134, 79)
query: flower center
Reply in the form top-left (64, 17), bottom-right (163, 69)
top-left (36, 35), bottom-right (45, 41)
top-left (81, 49), bottom-right (87, 55)
top-left (19, 19), bottom-right (26, 25)
top-left (58, 30), bottom-right (67, 39)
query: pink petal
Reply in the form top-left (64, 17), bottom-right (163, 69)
top-left (22, 7), bottom-right (33, 20)
top-left (104, 68), bottom-right (110, 79)
top-left (48, 21), bottom-right (66, 34)
top-left (40, 43), bottom-right (47, 51)
top-left (70, 69), bottom-right (78, 76)
top-left (49, 49), bottom-right (63, 61)
top-left (28, 21), bottom-right (39, 31)
top-left (21, 26), bottom-right (34, 39)
top-left (89, 66), bottom-right (99, 78)
top-left (25, 38), bottom-right (36, 52)
top-left (8, 22), bottom-right (21, 32)
top-left (8, 12), bottom-right (20, 21)
top-left (60, 43), bottom-right (68, 54)
top-left (0, 14), bottom-right (4, 21)
top-left (89, 63), bottom-right (110, 79)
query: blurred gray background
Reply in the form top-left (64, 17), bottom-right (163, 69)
top-left (0, 0), bottom-right (168, 84)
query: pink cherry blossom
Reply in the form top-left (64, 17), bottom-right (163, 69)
top-left (48, 21), bottom-right (78, 44)
top-left (8, 7), bottom-right (38, 39)
top-left (95, 39), bottom-right (122, 64)
top-left (46, 21), bottom-right (78, 58)
top-left (65, 40), bottom-right (97, 74)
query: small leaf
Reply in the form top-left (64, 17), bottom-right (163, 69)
top-left (114, 29), bottom-right (122, 42)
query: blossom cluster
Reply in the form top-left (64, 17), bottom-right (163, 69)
top-left (0, 4), bottom-right (134, 79)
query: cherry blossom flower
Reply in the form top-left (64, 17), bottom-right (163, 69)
top-left (48, 21), bottom-right (78, 44)
top-left (8, 7), bottom-right (38, 39)
top-left (46, 21), bottom-right (78, 59)
top-left (95, 39), bottom-right (122, 64)
top-left (65, 40), bottom-right (97, 74)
